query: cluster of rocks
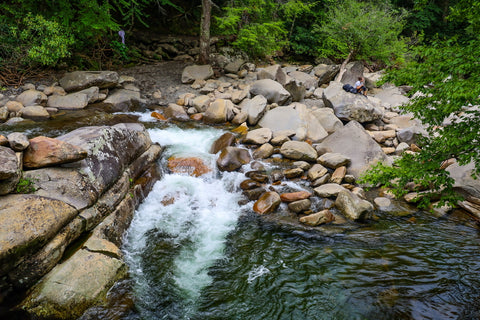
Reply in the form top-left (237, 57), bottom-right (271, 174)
top-left (0, 123), bottom-right (162, 319)
top-left (155, 60), bottom-right (480, 222)
top-left (0, 71), bottom-right (145, 125)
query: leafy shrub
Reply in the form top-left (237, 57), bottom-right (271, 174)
top-left (19, 14), bottom-right (74, 66)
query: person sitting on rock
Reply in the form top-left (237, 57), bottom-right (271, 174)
top-left (355, 77), bottom-right (367, 96)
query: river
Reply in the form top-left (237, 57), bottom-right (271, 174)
top-left (105, 118), bottom-right (480, 320)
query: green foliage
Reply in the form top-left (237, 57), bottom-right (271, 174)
top-left (15, 177), bottom-right (37, 194)
top-left (361, 35), bottom-right (480, 207)
top-left (215, 0), bottom-right (289, 58)
top-left (234, 22), bottom-right (288, 57)
top-left (314, 0), bottom-right (407, 65)
top-left (19, 14), bottom-right (74, 66)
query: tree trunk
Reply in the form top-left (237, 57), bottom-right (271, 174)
top-left (199, 0), bottom-right (212, 64)
top-left (334, 49), bottom-right (354, 82)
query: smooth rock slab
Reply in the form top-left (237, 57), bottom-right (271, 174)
top-left (22, 245), bottom-right (126, 319)
top-left (59, 71), bottom-right (119, 92)
top-left (0, 195), bottom-right (77, 274)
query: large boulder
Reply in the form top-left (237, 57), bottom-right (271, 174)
top-left (335, 190), bottom-right (374, 221)
top-left (258, 103), bottom-right (328, 142)
top-left (313, 64), bottom-right (340, 86)
top-left (314, 120), bottom-right (389, 178)
top-left (311, 108), bottom-right (343, 134)
top-left (0, 195), bottom-right (78, 275)
top-left (216, 147), bottom-right (252, 171)
top-left (241, 95), bottom-right (268, 126)
top-left (448, 162), bottom-right (480, 199)
top-left (339, 61), bottom-right (364, 85)
top-left (322, 81), bottom-right (383, 123)
top-left (21, 238), bottom-right (126, 319)
top-left (103, 89), bottom-right (144, 112)
top-left (288, 71), bottom-right (317, 90)
top-left (23, 136), bottom-right (88, 169)
top-left (280, 141), bottom-right (318, 162)
top-left (250, 79), bottom-right (291, 105)
top-left (396, 125), bottom-right (427, 145)
top-left (181, 65), bottom-right (214, 84)
top-left (59, 71), bottom-right (119, 92)
top-left (24, 124), bottom-right (152, 210)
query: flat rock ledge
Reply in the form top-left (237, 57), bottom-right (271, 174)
top-left (0, 123), bottom-right (162, 319)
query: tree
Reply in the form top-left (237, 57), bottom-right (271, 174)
top-left (315, 0), bottom-right (406, 77)
top-left (360, 1), bottom-right (480, 209)
top-left (199, 0), bottom-right (212, 64)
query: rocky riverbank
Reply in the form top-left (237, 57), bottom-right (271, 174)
top-left (0, 58), bottom-right (479, 319)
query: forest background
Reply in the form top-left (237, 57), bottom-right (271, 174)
top-left (0, 0), bottom-right (478, 208)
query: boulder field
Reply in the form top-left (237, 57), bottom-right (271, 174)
top-left (0, 59), bottom-right (479, 319)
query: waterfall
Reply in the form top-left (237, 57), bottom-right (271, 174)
top-left (122, 126), bottom-right (246, 319)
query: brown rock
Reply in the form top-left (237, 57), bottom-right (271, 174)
top-left (245, 171), bottom-right (269, 183)
top-left (0, 195), bottom-right (78, 275)
top-left (167, 157), bottom-right (211, 177)
top-left (283, 167), bottom-right (304, 179)
top-left (151, 111), bottom-right (167, 120)
top-left (240, 179), bottom-right (261, 190)
top-left (329, 166), bottom-right (347, 184)
top-left (216, 147), bottom-right (251, 172)
top-left (288, 199), bottom-right (311, 213)
top-left (299, 210), bottom-right (334, 226)
top-left (23, 136), bottom-right (88, 169)
top-left (0, 135), bottom-right (7, 146)
top-left (280, 191), bottom-right (312, 203)
top-left (253, 191), bottom-right (281, 214)
top-left (243, 187), bottom-right (266, 201)
top-left (210, 132), bottom-right (236, 154)
top-left (190, 113), bottom-right (203, 121)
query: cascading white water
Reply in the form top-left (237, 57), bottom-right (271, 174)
top-left (122, 126), bottom-right (247, 318)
